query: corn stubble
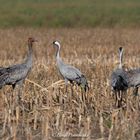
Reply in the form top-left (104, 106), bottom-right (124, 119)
top-left (0, 28), bottom-right (140, 140)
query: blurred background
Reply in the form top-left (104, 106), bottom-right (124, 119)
top-left (0, 0), bottom-right (139, 28)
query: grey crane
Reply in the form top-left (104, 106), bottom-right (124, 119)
top-left (53, 41), bottom-right (89, 92)
top-left (0, 37), bottom-right (37, 91)
top-left (110, 47), bottom-right (129, 107)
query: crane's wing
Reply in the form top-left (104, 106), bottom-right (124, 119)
top-left (7, 65), bottom-right (29, 81)
top-left (0, 64), bottom-right (30, 85)
top-left (60, 65), bottom-right (82, 81)
top-left (127, 68), bottom-right (140, 87)
top-left (60, 65), bottom-right (89, 92)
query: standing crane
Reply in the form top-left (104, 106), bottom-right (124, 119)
top-left (0, 37), bottom-right (37, 126)
top-left (110, 47), bottom-right (129, 107)
top-left (53, 41), bottom-right (89, 92)
top-left (0, 37), bottom-right (37, 92)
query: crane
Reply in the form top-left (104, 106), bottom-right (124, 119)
top-left (53, 41), bottom-right (89, 92)
top-left (110, 47), bottom-right (129, 107)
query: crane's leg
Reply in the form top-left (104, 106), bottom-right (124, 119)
top-left (133, 87), bottom-right (139, 96)
top-left (123, 90), bottom-right (127, 109)
top-left (70, 81), bottom-right (74, 97)
top-left (13, 84), bottom-right (20, 125)
top-left (115, 91), bottom-right (119, 107)
top-left (116, 91), bottom-right (122, 108)
top-left (117, 93), bottom-right (121, 108)
top-left (115, 92), bottom-right (119, 107)
top-left (19, 82), bottom-right (24, 100)
top-left (64, 79), bottom-right (68, 94)
top-left (15, 81), bottom-right (23, 125)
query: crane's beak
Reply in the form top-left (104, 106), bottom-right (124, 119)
top-left (52, 42), bottom-right (55, 46)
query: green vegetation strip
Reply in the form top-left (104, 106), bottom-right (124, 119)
top-left (0, 0), bottom-right (139, 28)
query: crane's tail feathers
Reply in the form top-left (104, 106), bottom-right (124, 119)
top-left (76, 75), bottom-right (89, 92)
top-left (82, 83), bottom-right (89, 92)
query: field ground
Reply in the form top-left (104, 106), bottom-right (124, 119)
top-left (0, 28), bottom-right (140, 139)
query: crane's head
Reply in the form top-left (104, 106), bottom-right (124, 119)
top-left (119, 47), bottom-right (123, 53)
top-left (53, 41), bottom-right (60, 48)
top-left (28, 37), bottom-right (38, 44)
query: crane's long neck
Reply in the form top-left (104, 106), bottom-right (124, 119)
top-left (55, 44), bottom-right (64, 67)
top-left (25, 42), bottom-right (33, 68)
top-left (56, 45), bottom-right (60, 59)
top-left (119, 49), bottom-right (123, 69)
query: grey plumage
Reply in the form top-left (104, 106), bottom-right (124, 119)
top-left (127, 68), bottom-right (140, 95)
top-left (0, 37), bottom-right (36, 89)
top-left (111, 69), bottom-right (128, 92)
top-left (128, 68), bottom-right (140, 86)
top-left (111, 47), bottom-right (140, 96)
top-left (111, 47), bottom-right (129, 91)
top-left (110, 47), bottom-right (129, 107)
top-left (53, 41), bottom-right (89, 92)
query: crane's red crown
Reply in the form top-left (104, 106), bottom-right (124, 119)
top-left (28, 37), bottom-right (37, 43)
